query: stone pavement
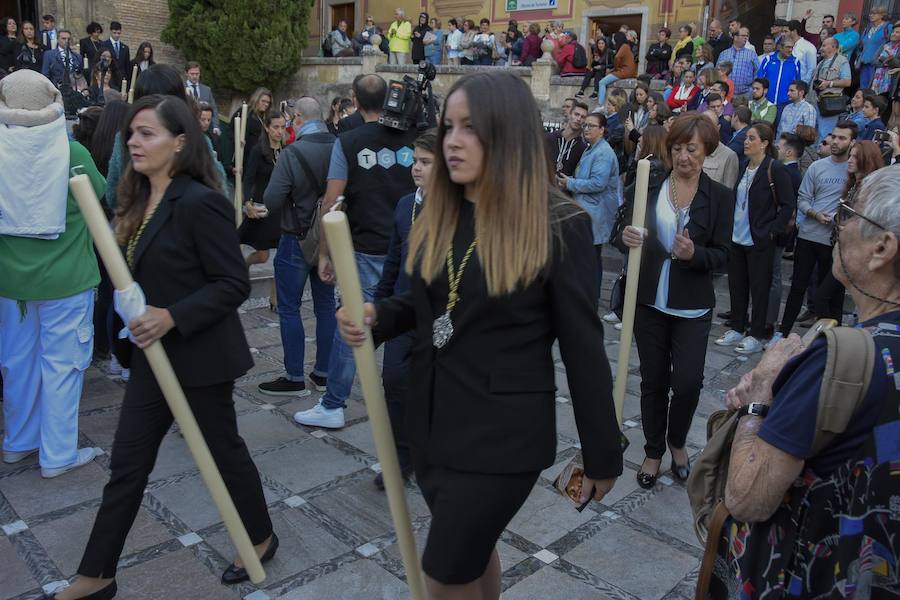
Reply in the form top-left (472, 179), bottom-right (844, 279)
top-left (0, 253), bottom-right (770, 600)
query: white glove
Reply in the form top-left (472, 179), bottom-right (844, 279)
top-left (113, 282), bottom-right (147, 343)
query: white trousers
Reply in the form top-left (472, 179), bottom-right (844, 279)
top-left (0, 289), bottom-right (94, 468)
top-left (389, 51), bottom-right (409, 65)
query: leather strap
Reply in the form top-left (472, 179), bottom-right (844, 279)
top-left (695, 501), bottom-right (730, 600)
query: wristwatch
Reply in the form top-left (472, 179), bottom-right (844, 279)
top-left (737, 402), bottom-right (769, 418)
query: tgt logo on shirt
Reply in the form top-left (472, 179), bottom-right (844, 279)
top-left (357, 146), bottom-right (415, 170)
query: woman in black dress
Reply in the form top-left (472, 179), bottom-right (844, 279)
top-left (129, 42), bottom-right (155, 80)
top-left (336, 70), bottom-right (623, 600)
top-left (230, 86), bottom-right (271, 175)
top-left (0, 17), bottom-right (17, 72)
top-left (240, 109), bottom-right (284, 272)
top-left (14, 20), bottom-right (44, 72)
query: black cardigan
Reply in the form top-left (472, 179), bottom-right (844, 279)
top-left (613, 163), bottom-right (733, 309)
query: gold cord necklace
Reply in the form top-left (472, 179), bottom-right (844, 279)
top-left (432, 238), bottom-right (477, 348)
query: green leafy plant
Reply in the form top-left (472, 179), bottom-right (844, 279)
top-left (162, 0), bottom-right (312, 94)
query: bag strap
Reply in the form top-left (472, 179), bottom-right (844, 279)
top-left (810, 327), bottom-right (875, 456)
top-left (695, 501), bottom-right (731, 600)
top-left (289, 143), bottom-right (325, 198)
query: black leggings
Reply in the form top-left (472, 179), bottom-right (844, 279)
top-left (579, 68), bottom-right (604, 92)
top-left (780, 238), bottom-right (844, 334)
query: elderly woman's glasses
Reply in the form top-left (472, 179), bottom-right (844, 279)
top-left (831, 200), bottom-right (888, 245)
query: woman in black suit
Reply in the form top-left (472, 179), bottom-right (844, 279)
top-left (614, 112), bottom-right (733, 489)
top-left (53, 95), bottom-right (276, 600)
top-left (336, 70), bottom-right (623, 600)
top-left (14, 20), bottom-right (44, 72)
top-left (240, 110), bottom-right (284, 270)
top-left (716, 122), bottom-right (796, 354)
top-left (230, 87), bottom-right (272, 176)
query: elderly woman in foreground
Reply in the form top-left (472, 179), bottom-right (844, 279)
top-left (720, 165), bottom-right (900, 597)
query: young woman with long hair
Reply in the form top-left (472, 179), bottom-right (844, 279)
top-left (14, 20), bottom-right (44, 72)
top-left (240, 109), bottom-right (285, 270)
top-left (0, 16), bottom-right (17, 72)
top-left (230, 86), bottom-right (272, 174)
top-left (336, 70), bottom-right (623, 599)
top-left (576, 35), bottom-right (614, 98)
top-left (326, 96), bottom-right (342, 134)
top-left (51, 95), bottom-right (277, 600)
top-left (130, 42), bottom-right (154, 79)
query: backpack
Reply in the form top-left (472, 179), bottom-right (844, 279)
top-left (572, 43), bottom-right (588, 68)
top-left (687, 324), bottom-right (876, 559)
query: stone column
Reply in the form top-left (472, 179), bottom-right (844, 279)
top-left (531, 59), bottom-right (552, 102)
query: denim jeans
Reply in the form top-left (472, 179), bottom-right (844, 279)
top-left (596, 74), bottom-right (619, 106)
top-left (321, 252), bottom-right (386, 409)
top-left (274, 234), bottom-right (336, 382)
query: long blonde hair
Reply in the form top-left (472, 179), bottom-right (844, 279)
top-left (407, 71), bottom-right (566, 296)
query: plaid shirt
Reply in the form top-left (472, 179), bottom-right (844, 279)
top-left (777, 100), bottom-right (817, 137)
top-left (716, 46), bottom-right (758, 95)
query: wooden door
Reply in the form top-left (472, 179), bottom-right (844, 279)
top-left (331, 3), bottom-right (356, 38)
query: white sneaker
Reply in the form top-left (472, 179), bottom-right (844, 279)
top-left (293, 401), bottom-right (345, 429)
top-left (765, 331), bottom-right (784, 350)
top-left (614, 322), bottom-right (622, 331)
top-left (602, 311), bottom-right (621, 324)
top-left (735, 336), bottom-right (764, 354)
top-left (121, 368), bottom-right (130, 382)
top-left (3, 448), bottom-right (38, 464)
top-left (715, 329), bottom-right (744, 346)
top-left (108, 355), bottom-right (123, 375)
top-left (41, 447), bottom-right (99, 479)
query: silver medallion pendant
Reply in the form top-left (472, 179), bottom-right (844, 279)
top-left (432, 311), bottom-right (454, 348)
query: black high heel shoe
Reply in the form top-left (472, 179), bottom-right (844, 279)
top-left (46, 580), bottom-right (117, 600)
top-left (670, 448), bottom-right (691, 482)
top-left (221, 532), bottom-right (279, 584)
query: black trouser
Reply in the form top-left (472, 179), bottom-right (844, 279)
top-left (579, 68), bottom-right (603, 92)
top-left (382, 332), bottom-right (413, 470)
top-left (78, 353), bottom-right (273, 577)
top-left (727, 242), bottom-right (775, 339)
top-left (93, 253), bottom-right (112, 356)
top-left (780, 238), bottom-right (841, 334)
top-left (633, 305), bottom-right (712, 460)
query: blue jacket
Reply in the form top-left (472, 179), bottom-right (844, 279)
top-left (757, 54), bottom-right (801, 104)
top-left (566, 139), bottom-right (620, 244)
top-left (860, 23), bottom-right (893, 65)
top-left (375, 191), bottom-right (421, 300)
top-left (860, 118), bottom-right (886, 141)
top-left (41, 47), bottom-right (83, 87)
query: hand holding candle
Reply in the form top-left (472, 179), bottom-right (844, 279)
top-left (612, 158), bottom-right (650, 426)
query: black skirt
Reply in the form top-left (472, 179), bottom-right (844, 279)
top-left (414, 453), bottom-right (540, 584)
top-left (238, 212), bottom-right (281, 251)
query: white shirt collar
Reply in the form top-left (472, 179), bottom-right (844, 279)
top-left (414, 188), bottom-right (424, 204)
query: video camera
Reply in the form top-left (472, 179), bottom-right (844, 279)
top-left (380, 61), bottom-right (438, 132)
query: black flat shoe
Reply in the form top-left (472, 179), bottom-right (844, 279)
top-left (221, 533), bottom-right (279, 584)
top-left (671, 458), bottom-right (691, 482)
top-left (46, 580), bottom-right (117, 600)
top-left (636, 470), bottom-right (658, 489)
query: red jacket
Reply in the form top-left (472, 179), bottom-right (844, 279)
top-left (521, 33), bottom-right (542, 63)
top-left (667, 83), bottom-right (699, 110)
top-left (556, 41), bottom-right (587, 75)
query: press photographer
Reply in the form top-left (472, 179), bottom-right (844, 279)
top-left (292, 73), bottom-right (418, 429)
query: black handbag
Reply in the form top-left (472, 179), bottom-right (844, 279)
top-left (818, 94), bottom-right (848, 117)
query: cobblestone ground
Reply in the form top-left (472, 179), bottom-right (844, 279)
top-left (0, 253), bottom-right (771, 600)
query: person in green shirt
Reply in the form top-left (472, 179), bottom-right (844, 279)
top-left (0, 69), bottom-right (107, 479)
top-left (749, 77), bottom-right (778, 124)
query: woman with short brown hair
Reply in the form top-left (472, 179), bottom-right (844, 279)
top-left (614, 112), bottom-right (733, 489)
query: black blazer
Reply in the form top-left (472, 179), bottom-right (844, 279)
top-left (373, 203), bottom-right (623, 480)
top-left (102, 39), bottom-right (130, 82)
top-left (79, 36), bottom-right (103, 68)
top-left (613, 163), bottom-right (733, 309)
top-left (727, 126), bottom-right (748, 162)
top-left (735, 156), bottom-right (796, 246)
top-left (130, 176), bottom-right (253, 387)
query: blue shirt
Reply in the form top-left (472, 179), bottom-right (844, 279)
top-left (716, 46), bottom-right (758, 94)
top-left (757, 54), bottom-right (802, 104)
top-left (732, 164), bottom-right (758, 246)
top-left (759, 311), bottom-right (900, 476)
top-left (861, 118), bottom-right (886, 141)
top-left (566, 138), bottom-right (620, 244)
top-left (860, 22), bottom-right (893, 65)
top-left (834, 27), bottom-right (860, 56)
top-left (777, 99), bottom-right (817, 138)
top-left (327, 138), bottom-right (348, 181)
top-left (374, 190), bottom-right (421, 300)
top-left (651, 179), bottom-right (710, 319)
